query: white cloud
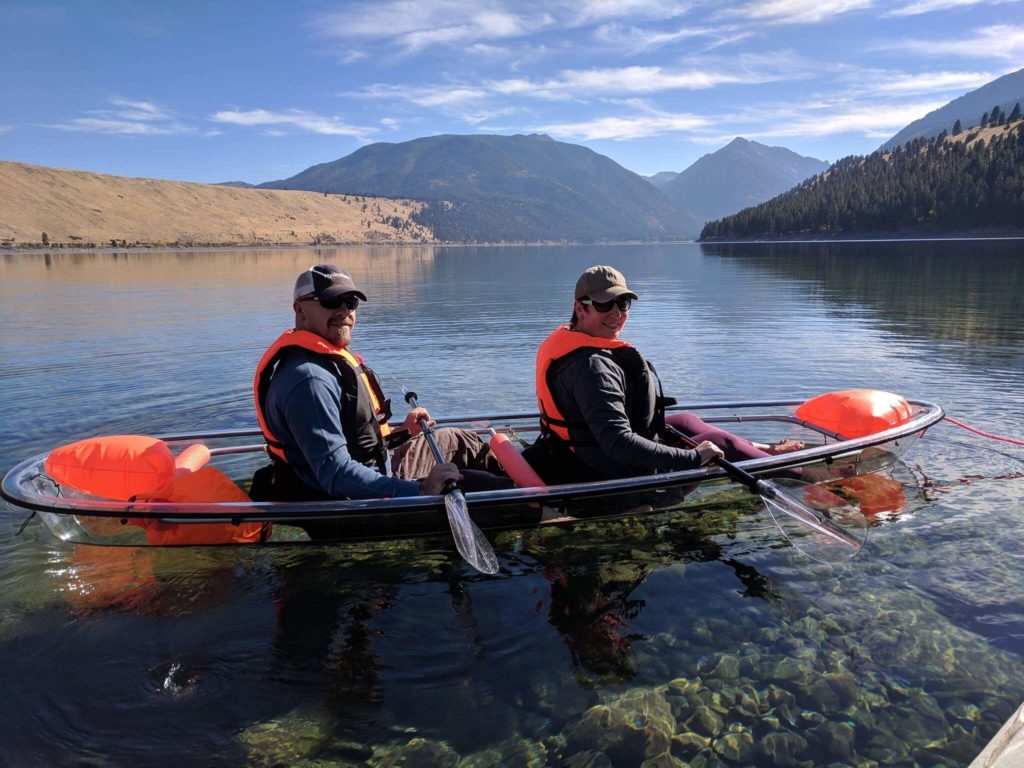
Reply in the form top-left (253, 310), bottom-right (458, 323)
top-left (106, 98), bottom-right (175, 122)
top-left (869, 70), bottom-right (995, 94)
top-left (355, 83), bottom-right (491, 107)
top-left (592, 22), bottom-right (724, 53)
top-left (49, 118), bottom-right (196, 135)
top-left (315, 0), bottom-right (551, 52)
top-left (341, 51), bottom-right (366, 63)
top-left (47, 98), bottom-right (197, 135)
top-left (726, 0), bottom-right (874, 24)
top-left (732, 99), bottom-right (949, 140)
top-left (571, 0), bottom-right (694, 24)
top-left (488, 54), bottom-right (812, 98)
top-left (536, 106), bottom-right (711, 140)
top-left (0, 125), bottom-right (11, 134)
top-left (885, 0), bottom-right (1021, 16)
top-left (895, 24), bottom-right (1024, 60)
top-left (210, 108), bottom-right (376, 139)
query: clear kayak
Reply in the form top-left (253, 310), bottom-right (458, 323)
top-left (1, 397), bottom-right (944, 547)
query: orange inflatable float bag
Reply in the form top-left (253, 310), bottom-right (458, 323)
top-left (796, 390), bottom-right (912, 439)
top-left (135, 466), bottom-right (270, 545)
top-left (489, 432), bottom-right (545, 488)
top-left (45, 435), bottom-right (182, 500)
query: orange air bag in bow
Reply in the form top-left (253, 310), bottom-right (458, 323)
top-left (45, 435), bottom-right (178, 500)
top-left (795, 389), bottom-right (912, 439)
top-left (135, 466), bottom-right (269, 545)
top-left (830, 474), bottom-right (907, 516)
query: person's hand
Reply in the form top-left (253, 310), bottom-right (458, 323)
top-left (696, 440), bottom-right (724, 465)
top-left (419, 462), bottom-right (463, 495)
top-left (402, 407), bottom-right (433, 436)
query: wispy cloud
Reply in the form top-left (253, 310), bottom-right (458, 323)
top-left (48, 98), bottom-right (197, 135)
top-left (892, 24), bottom-right (1024, 60)
top-left (868, 70), bottom-right (995, 94)
top-left (730, 99), bottom-right (948, 140)
top-left (592, 22), bottom-right (738, 54)
top-left (536, 101), bottom-right (712, 140)
top-left (209, 108), bottom-right (377, 139)
top-left (725, 0), bottom-right (874, 25)
top-left (570, 0), bottom-right (694, 24)
top-left (315, 0), bottom-right (552, 53)
top-left (354, 83), bottom-right (491, 107)
top-left (885, 0), bottom-right (1022, 16)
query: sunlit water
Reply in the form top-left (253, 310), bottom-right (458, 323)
top-left (1, 241), bottom-right (1022, 766)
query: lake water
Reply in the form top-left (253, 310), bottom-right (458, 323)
top-left (1, 241), bottom-right (1022, 766)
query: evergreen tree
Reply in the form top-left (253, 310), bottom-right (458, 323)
top-left (952, 118), bottom-right (962, 135)
top-left (1010, 103), bottom-right (1022, 122)
top-left (699, 120), bottom-right (1024, 240)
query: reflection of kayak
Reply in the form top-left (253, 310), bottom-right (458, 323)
top-left (1, 393), bottom-right (943, 547)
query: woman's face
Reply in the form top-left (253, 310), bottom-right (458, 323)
top-left (572, 298), bottom-right (629, 339)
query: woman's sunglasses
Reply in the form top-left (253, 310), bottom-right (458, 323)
top-left (302, 294), bottom-right (360, 311)
top-left (580, 296), bottom-right (632, 313)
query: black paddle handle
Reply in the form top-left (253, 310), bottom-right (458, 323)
top-left (404, 390), bottom-right (460, 493)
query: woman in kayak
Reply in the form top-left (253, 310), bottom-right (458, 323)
top-left (524, 265), bottom-right (800, 484)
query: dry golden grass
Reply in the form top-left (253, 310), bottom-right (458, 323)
top-left (0, 161), bottom-right (434, 248)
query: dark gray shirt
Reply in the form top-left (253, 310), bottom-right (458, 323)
top-left (263, 347), bottom-right (420, 499)
top-left (551, 349), bottom-right (702, 478)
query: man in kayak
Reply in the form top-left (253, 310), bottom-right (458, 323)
top-left (525, 265), bottom-right (799, 484)
top-left (251, 264), bottom-right (509, 519)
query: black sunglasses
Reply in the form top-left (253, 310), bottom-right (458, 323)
top-left (580, 296), bottom-right (632, 313)
top-left (302, 294), bottom-right (360, 311)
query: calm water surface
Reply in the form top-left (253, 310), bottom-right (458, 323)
top-left (1, 242), bottom-right (1022, 766)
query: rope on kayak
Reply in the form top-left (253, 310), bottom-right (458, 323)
top-left (945, 417), bottom-right (1024, 446)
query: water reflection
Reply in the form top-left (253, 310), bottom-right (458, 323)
top-left (702, 240), bottom-right (1024, 360)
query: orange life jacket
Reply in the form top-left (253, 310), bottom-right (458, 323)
top-left (254, 329), bottom-right (392, 470)
top-left (535, 325), bottom-right (666, 449)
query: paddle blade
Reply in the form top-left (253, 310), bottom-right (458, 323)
top-left (444, 490), bottom-right (500, 575)
top-left (762, 478), bottom-right (869, 562)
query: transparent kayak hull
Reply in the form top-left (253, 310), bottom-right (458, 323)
top-left (2, 399), bottom-right (943, 547)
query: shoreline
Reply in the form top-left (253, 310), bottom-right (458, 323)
top-left (0, 239), bottom-right (702, 255)
top-left (699, 229), bottom-right (1024, 244)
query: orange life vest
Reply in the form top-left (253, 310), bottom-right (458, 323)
top-left (535, 325), bottom-right (667, 449)
top-left (254, 329), bottom-right (392, 469)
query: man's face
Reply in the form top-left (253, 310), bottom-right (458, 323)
top-left (295, 294), bottom-right (358, 347)
top-left (573, 297), bottom-right (629, 340)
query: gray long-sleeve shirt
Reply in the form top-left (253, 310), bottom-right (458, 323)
top-left (551, 348), bottom-right (703, 478)
top-left (263, 347), bottom-right (420, 499)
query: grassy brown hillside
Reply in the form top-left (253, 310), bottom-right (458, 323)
top-left (0, 161), bottom-right (434, 248)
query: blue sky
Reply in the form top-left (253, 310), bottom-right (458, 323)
top-left (2, 1), bottom-right (1021, 183)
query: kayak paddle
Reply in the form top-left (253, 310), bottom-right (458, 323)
top-left (403, 390), bottom-right (500, 575)
top-left (665, 424), bottom-right (867, 560)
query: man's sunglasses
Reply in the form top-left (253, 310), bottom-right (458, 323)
top-left (580, 296), bottom-right (632, 313)
top-left (302, 294), bottom-right (360, 311)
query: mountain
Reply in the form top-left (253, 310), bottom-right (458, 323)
top-left (700, 116), bottom-right (1024, 240)
top-left (260, 133), bottom-right (699, 242)
top-left (0, 161), bottom-right (431, 248)
top-left (662, 138), bottom-right (828, 223)
top-left (880, 67), bottom-right (1024, 151)
top-left (218, 180), bottom-right (254, 188)
top-left (644, 171), bottom-right (679, 190)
